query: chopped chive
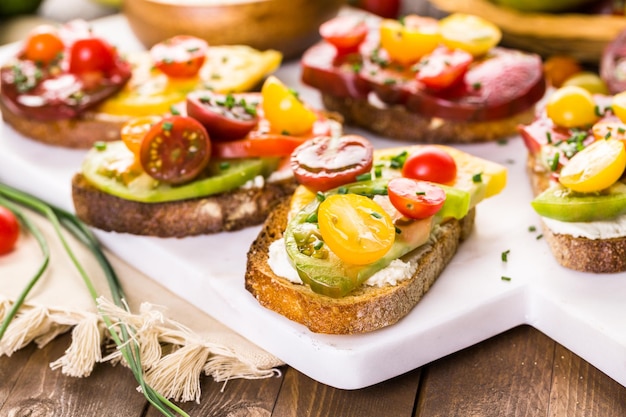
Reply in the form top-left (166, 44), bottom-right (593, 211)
top-left (501, 276), bottom-right (512, 281)
top-left (536, 234), bottom-right (543, 240)
top-left (371, 211), bottom-right (382, 219)
top-left (219, 161), bottom-right (230, 170)
top-left (337, 187), bottom-right (348, 194)
top-left (316, 191), bottom-right (325, 202)
top-left (356, 172), bottom-right (372, 181)
top-left (313, 240), bottom-right (324, 250)
top-left (528, 225), bottom-right (537, 232)
top-left (162, 121), bottom-right (173, 131)
top-left (472, 172), bottom-right (483, 183)
top-left (501, 249), bottom-right (510, 262)
top-left (94, 141), bottom-right (107, 151)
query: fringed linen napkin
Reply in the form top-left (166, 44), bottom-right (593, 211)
top-left (0, 209), bottom-right (283, 403)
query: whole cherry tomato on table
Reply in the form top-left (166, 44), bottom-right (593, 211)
top-left (150, 35), bottom-right (209, 78)
top-left (290, 134), bottom-right (374, 192)
top-left (140, 115), bottom-right (212, 185)
top-left (0, 205), bottom-right (20, 255)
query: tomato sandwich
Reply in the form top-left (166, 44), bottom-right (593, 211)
top-left (519, 85), bottom-right (626, 272)
top-left (0, 21), bottom-right (282, 148)
top-left (301, 12), bottom-right (546, 144)
top-left (245, 135), bottom-right (507, 334)
top-left (71, 76), bottom-right (341, 237)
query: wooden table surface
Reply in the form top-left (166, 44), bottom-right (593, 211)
top-left (2, 324), bottom-right (625, 416)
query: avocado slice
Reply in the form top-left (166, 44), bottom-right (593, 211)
top-left (82, 141), bottom-right (279, 203)
top-left (532, 181), bottom-right (626, 222)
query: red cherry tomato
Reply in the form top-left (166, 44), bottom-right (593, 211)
top-left (186, 91), bottom-right (259, 141)
top-left (140, 115), bottom-right (211, 185)
top-left (402, 146), bottom-right (457, 185)
top-left (213, 136), bottom-right (306, 158)
top-left (22, 25), bottom-right (65, 64)
top-left (387, 177), bottom-right (446, 219)
top-left (150, 35), bottom-right (208, 78)
top-left (0, 205), bottom-right (20, 255)
top-left (415, 47), bottom-right (473, 90)
top-left (353, 0), bottom-right (400, 18)
top-left (68, 37), bottom-right (116, 74)
top-left (319, 15), bottom-right (369, 54)
top-left (291, 134), bottom-right (374, 192)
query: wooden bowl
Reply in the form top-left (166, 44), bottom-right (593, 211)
top-left (122, 0), bottom-right (346, 59)
top-left (429, 0), bottom-right (626, 64)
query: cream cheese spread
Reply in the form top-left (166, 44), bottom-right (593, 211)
top-left (542, 213), bottom-right (626, 239)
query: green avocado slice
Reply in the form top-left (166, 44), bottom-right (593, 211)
top-left (531, 181), bottom-right (626, 222)
top-left (81, 141), bottom-right (278, 203)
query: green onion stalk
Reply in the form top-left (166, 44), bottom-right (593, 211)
top-left (0, 183), bottom-right (189, 417)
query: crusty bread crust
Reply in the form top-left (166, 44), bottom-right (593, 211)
top-left (321, 93), bottom-right (536, 144)
top-left (0, 97), bottom-right (127, 149)
top-left (526, 154), bottom-right (626, 273)
top-left (71, 173), bottom-right (297, 237)
top-left (245, 198), bottom-right (476, 334)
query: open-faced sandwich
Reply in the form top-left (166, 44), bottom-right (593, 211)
top-left (245, 134), bottom-right (506, 334)
top-left (71, 76), bottom-right (341, 237)
top-left (519, 85), bottom-right (626, 273)
top-left (0, 21), bottom-right (281, 148)
top-left (300, 12), bottom-right (546, 144)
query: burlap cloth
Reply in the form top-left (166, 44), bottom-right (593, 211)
top-left (0, 209), bottom-right (283, 402)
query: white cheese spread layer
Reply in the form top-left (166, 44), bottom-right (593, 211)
top-left (542, 214), bottom-right (626, 240)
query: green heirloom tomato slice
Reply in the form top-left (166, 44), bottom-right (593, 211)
top-left (82, 141), bottom-right (273, 203)
top-left (532, 181), bottom-right (626, 222)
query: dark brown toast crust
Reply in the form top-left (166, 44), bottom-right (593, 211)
top-left (321, 93), bottom-right (536, 144)
top-left (245, 197), bottom-right (475, 334)
top-left (0, 97), bottom-right (128, 149)
top-left (71, 173), bottom-right (297, 237)
top-left (526, 154), bottom-right (626, 273)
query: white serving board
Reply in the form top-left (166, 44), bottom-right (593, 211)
top-left (1, 15), bottom-right (625, 390)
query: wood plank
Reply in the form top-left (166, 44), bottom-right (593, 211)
top-left (416, 325), bottom-right (554, 417)
top-left (271, 366), bottom-right (422, 417)
top-left (146, 369), bottom-right (284, 417)
top-left (548, 343), bottom-right (626, 417)
top-left (0, 333), bottom-right (147, 417)
top-left (0, 342), bottom-right (37, 407)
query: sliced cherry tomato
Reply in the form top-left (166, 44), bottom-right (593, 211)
top-left (318, 194), bottom-right (395, 265)
top-left (387, 177), bottom-right (447, 219)
top-left (612, 91), bottom-right (626, 124)
top-left (402, 146), bottom-right (457, 185)
top-left (120, 115), bottom-right (163, 157)
top-left (592, 120), bottom-right (626, 144)
top-left (319, 15), bottom-right (368, 54)
top-left (558, 138), bottom-right (626, 192)
top-left (22, 25), bottom-right (65, 65)
top-left (150, 35), bottom-right (208, 78)
top-left (139, 115), bottom-right (211, 185)
top-left (68, 37), bottom-right (116, 74)
top-left (379, 15), bottom-right (442, 66)
top-left (261, 76), bottom-right (317, 136)
top-left (291, 134), bottom-right (374, 192)
top-left (439, 13), bottom-right (501, 57)
top-left (186, 91), bottom-right (259, 141)
top-left (545, 85), bottom-right (600, 128)
top-left (415, 47), bottom-right (473, 90)
top-left (0, 205), bottom-right (20, 255)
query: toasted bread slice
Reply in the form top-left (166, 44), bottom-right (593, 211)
top-left (245, 197), bottom-right (475, 334)
top-left (526, 154), bottom-right (626, 273)
top-left (321, 93), bottom-right (537, 144)
top-left (71, 173), bottom-right (297, 238)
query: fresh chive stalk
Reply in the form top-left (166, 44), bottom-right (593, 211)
top-left (0, 184), bottom-right (188, 417)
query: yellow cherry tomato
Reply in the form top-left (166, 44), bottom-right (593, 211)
top-left (545, 85), bottom-right (600, 128)
top-left (120, 115), bottom-right (163, 158)
top-left (261, 75), bottom-right (317, 136)
top-left (559, 139), bottom-right (626, 192)
top-left (379, 15), bottom-right (442, 66)
top-left (562, 71), bottom-right (609, 95)
top-left (438, 13), bottom-right (501, 57)
top-left (611, 91), bottom-right (626, 124)
top-left (318, 194), bottom-right (395, 265)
